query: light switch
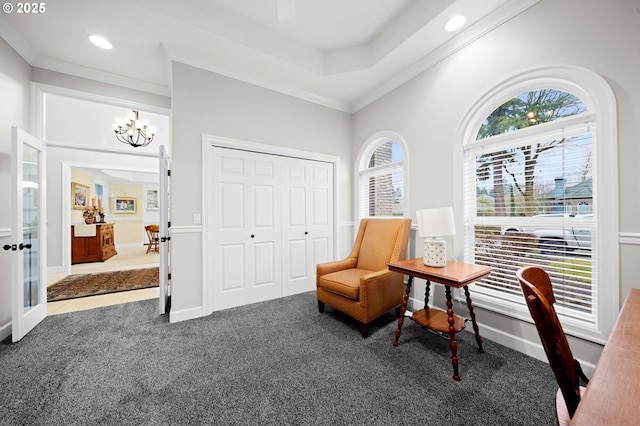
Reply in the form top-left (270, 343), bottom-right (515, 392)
top-left (193, 213), bottom-right (201, 225)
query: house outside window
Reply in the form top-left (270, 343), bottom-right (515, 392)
top-left (356, 132), bottom-right (408, 219)
top-left (456, 67), bottom-right (619, 344)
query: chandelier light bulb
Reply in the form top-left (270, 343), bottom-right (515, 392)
top-left (113, 110), bottom-right (156, 148)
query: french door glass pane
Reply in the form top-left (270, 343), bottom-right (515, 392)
top-left (22, 143), bottom-right (40, 311)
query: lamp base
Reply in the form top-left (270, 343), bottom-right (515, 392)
top-left (423, 238), bottom-right (447, 267)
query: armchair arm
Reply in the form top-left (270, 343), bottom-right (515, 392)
top-left (359, 269), bottom-right (404, 313)
top-left (360, 269), bottom-right (393, 284)
top-left (316, 257), bottom-right (358, 277)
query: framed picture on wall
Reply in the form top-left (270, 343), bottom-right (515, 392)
top-left (146, 189), bottom-right (159, 210)
top-left (72, 182), bottom-right (89, 210)
top-left (114, 197), bottom-right (137, 213)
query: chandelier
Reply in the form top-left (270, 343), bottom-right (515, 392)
top-left (113, 110), bottom-right (156, 148)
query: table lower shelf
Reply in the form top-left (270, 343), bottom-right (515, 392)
top-left (411, 307), bottom-right (466, 334)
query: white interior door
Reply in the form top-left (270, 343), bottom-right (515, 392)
top-left (211, 147), bottom-right (281, 310)
top-left (282, 158), bottom-right (333, 296)
top-left (9, 127), bottom-right (47, 342)
top-left (159, 145), bottom-right (170, 315)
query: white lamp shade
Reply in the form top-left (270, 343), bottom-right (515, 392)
top-left (416, 206), bottom-right (456, 238)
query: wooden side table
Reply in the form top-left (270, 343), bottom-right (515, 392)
top-left (389, 258), bottom-right (491, 381)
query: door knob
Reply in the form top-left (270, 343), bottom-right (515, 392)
top-left (251, 234), bottom-right (255, 238)
top-left (305, 231), bottom-right (308, 235)
top-left (3, 244), bottom-right (17, 251)
top-left (19, 243), bottom-right (32, 250)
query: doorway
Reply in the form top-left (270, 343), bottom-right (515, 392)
top-left (48, 164), bottom-right (160, 315)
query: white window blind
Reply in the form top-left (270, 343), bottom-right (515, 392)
top-left (358, 141), bottom-right (405, 218)
top-left (463, 114), bottom-right (598, 326)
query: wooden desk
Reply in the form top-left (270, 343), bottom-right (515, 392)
top-left (571, 288), bottom-right (640, 425)
top-left (389, 258), bottom-right (491, 380)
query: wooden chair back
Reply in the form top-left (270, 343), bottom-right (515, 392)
top-left (145, 224), bottom-right (160, 253)
top-left (516, 266), bottom-right (583, 419)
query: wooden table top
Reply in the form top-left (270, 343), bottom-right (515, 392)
top-left (571, 288), bottom-right (640, 425)
top-left (387, 258), bottom-right (491, 288)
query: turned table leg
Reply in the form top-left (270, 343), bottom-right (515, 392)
top-left (464, 286), bottom-right (484, 353)
top-left (445, 285), bottom-right (461, 381)
top-left (393, 276), bottom-right (413, 346)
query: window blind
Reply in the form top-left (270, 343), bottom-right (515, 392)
top-left (463, 118), bottom-right (597, 324)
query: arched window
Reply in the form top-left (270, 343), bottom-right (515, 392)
top-left (356, 132), bottom-right (409, 219)
top-left (456, 66), bottom-right (618, 343)
top-left (578, 202), bottom-right (590, 215)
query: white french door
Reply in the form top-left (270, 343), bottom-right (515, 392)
top-left (8, 127), bottom-right (47, 342)
top-left (159, 145), bottom-right (171, 315)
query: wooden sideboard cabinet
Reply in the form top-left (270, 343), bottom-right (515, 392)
top-left (71, 223), bottom-right (117, 264)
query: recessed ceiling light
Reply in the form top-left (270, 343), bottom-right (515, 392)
top-left (89, 35), bottom-right (112, 50)
top-left (445, 15), bottom-right (467, 32)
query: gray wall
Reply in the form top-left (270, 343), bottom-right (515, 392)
top-left (352, 0), bottom-right (640, 367)
top-left (0, 37), bottom-right (31, 335)
top-left (170, 62), bottom-right (352, 313)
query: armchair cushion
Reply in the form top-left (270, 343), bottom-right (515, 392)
top-left (318, 268), bottom-right (374, 301)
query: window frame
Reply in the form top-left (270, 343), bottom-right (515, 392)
top-left (454, 66), bottom-right (619, 344)
top-left (355, 131), bottom-right (410, 220)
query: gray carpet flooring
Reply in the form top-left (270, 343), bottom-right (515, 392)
top-left (0, 292), bottom-right (557, 425)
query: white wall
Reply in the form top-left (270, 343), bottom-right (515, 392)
top-left (352, 0), bottom-right (640, 366)
top-left (170, 62), bottom-right (352, 317)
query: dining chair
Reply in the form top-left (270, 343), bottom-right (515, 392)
top-left (516, 266), bottom-right (589, 425)
top-left (145, 224), bottom-right (160, 254)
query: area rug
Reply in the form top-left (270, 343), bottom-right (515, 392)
top-left (47, 268), bottom-right (159, 302)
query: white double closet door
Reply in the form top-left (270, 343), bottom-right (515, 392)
top-left (210, 146), bottom-right (333, 311)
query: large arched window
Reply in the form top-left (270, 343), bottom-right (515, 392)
top-left (356, 132), bottom-right (409, 219)
top-left (455, 66), bottom-right (618, 344)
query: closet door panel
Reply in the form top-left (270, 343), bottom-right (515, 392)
top-left (211, 148), bottom-right (281, 310)
top-left (211, 146), bottom-right (333, 308)
top-left (282, 158), bottom-right (333, 296)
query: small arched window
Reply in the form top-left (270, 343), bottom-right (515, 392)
top-left (356, 133), bottom-right (408, 219)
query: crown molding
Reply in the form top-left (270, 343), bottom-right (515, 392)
top-left (0, 14), bottom-right (170, 97)
top-left (34, 56), bottom-right (171, 97)
top-left (0, 14), bottom-right (38, 62)
top-left (164, 43), bottom-right (353, 113)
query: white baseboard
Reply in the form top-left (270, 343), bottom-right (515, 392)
top-left (475, 322), bottom-right (596, 376)
top-left (47, 265), bottom-right (64, 274)
top-left (406, 295), bottom-right (596, 376)
top-left (169, 305), bottom-right (204, 324)
top-left (0, 321), bottom-right (11, 342)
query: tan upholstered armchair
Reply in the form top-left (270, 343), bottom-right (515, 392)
top-left (316, 218), bottom-right (412, 337)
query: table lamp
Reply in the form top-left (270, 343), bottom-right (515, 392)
top-left (416, 206), bottom-right (456, 267)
